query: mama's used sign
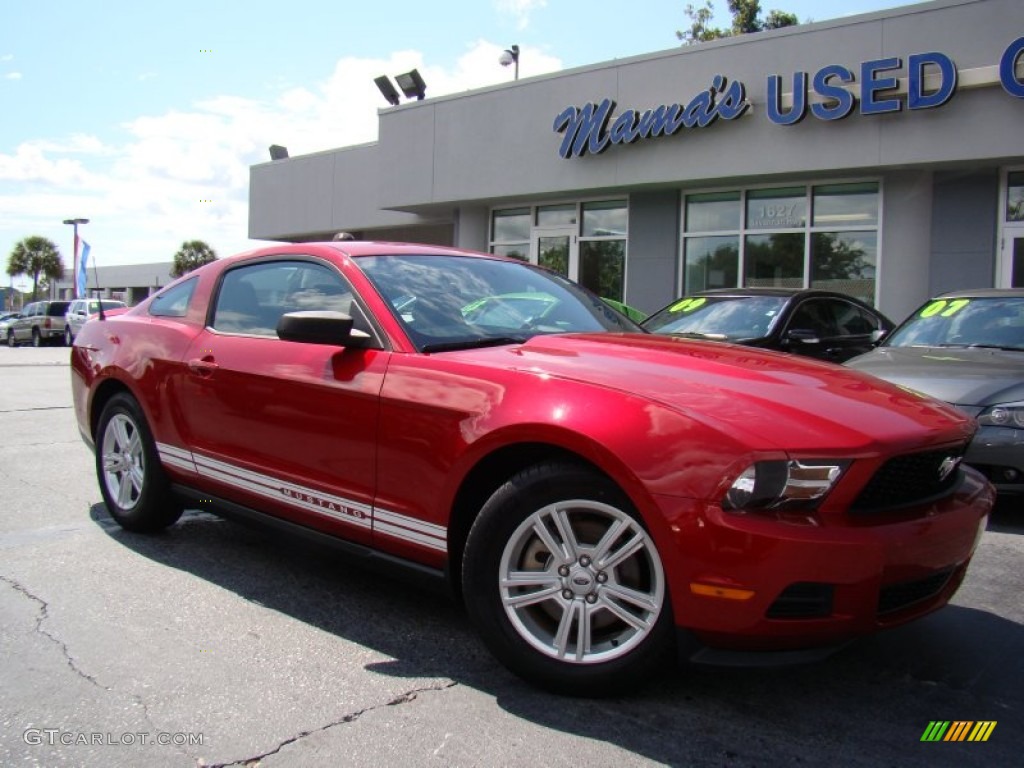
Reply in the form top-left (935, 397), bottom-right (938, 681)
top-left (554, 36), bottom-right (1024, 158)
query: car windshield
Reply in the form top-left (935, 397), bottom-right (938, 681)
top-left (89, 300), bottom-right (124, 312)
top-left (885, 296), bottom-right (1024, 351)
top-left (643, 295), bottom-right (786, 341)
top-left (356, 254), bottom-right (640, 351)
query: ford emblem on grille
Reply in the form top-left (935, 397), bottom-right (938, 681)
top-left (937, 455), bottom-right (962, 482)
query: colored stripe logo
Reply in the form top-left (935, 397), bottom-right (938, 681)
top-left (921, 721), bottom-right (996, 742)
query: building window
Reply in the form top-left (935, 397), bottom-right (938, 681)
top-left (1008, 172), bottom-right (1024, 223)
top-left (490, 208), bottom-right (530, 260)
top-left (536, 203), bottom-right (576, 227)
top-left (682, 181), bottom-right (880, 304)
top-left (489, 200), bottom-right (628, 302)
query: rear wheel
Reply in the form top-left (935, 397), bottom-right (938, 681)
top-left (64, 327), bottom-right (73, 346)
top-left (31, 328), bottom-right (41, 347)
top-left (95, 393), bottom-right (183, 532)
top-left (462, 462), bottom-right (673, 696)
top-left (6, 329), bottom-right (14, 347)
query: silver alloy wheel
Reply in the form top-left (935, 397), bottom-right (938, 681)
top-left (101, 413), bottom-right (146, 512)
top-left (498, 499), bottom-right (665, 664)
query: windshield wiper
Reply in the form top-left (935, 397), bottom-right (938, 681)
top-left (421, 336), bottom-right (528, 353)
top-left (667, 331), bottom-right (729, 340)
top-left (967, 343), bottom-right (1022, 351)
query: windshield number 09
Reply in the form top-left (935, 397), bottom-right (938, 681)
top-left (670, 297), bottom-right (708, 313)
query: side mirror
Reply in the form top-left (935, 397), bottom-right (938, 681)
top-left (870, 329), bottom-right (888, 345)
top-left (276, 311), bottom-right (372, 347)
top-left (785, 328), bottom-right (820, 345)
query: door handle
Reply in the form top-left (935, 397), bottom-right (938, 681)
top-left (187, 356), bottom-right (218, 377)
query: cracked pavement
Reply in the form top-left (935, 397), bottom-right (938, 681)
top-left (1, 346), bottom-right (1022, 768)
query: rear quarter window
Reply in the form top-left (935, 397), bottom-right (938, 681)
top-left (149, 278), bottom-right (197, 318)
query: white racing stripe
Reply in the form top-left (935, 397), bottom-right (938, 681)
top-left (154, 442), bottom-right (445, 550)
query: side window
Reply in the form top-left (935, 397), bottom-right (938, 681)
top-left (833, 302), bottom-right (878, 336)
top-left (788, 300), bottom-right (839, 338)
top-left (211, 260), bottom-right (364, 337)
top-left (149, 278), bottom-right (197, 318)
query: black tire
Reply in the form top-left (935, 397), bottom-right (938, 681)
top-left (31, 328), bottom-right (41, 347)
top-left (6, 329), bottom-right (14, 347)
top-left (462, 462), bottom-right (674, 696)
top-left (64, 327), bottom-right (73, 346)
top-left (95, 392), bottom-right (183, 532)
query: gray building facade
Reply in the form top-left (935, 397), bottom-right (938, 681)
top-left (53, 262), bottom-right (175, 306)
top-left (248, 0), bottom-right (1024, 322)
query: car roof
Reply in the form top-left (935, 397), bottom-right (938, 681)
top-left (219, 241), bottom-right (508, 268)
top-left (934, 288), bottom-right (1024, 299)
top-left (693, 288), bottom-right (855, 299)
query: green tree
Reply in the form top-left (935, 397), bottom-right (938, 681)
top-left (677, 0), bottom-right (800, 45)
top-left (171, 240), bottom-right (217, 278)
top-left (6, 236), bottom-right (65, 300)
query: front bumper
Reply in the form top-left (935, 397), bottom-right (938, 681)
top-left (653, 467), bottom-right (993, 652)
top-left (965, 424), bottom-right (1024, 494)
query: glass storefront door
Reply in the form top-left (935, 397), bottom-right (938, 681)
top-left (1009, 234), bottom-right (1024, 288)
top-left (1001, 169), bottom-right (1024, 287)
top-left (534, 229), bottom-right (577, 281)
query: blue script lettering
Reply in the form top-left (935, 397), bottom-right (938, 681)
top-left (553, 76), bottom-right (750, 158)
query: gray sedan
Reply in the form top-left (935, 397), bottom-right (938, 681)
top-left (847, 288), bottom-right (1024, 496)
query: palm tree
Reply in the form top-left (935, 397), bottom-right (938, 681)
top-left (171, 240), bottom-right (218, 278)
top-left (6, 236), bottom-right (66, 300)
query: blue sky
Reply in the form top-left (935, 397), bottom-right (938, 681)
top-left (1, 0), bottom-right (912, 282)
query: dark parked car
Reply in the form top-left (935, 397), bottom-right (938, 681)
top-left (847, 288), bottom-right (1024, 496)
top-left (71, 243), bottom-right (991, 695)
top-left (643, 288), bottom-right (893, 363)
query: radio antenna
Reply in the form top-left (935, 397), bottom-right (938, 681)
top-left (92, 255), bottom-right (105, 320)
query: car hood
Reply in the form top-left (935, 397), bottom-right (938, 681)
top-left (456, 333), bottom-right (973, 454)
top-left (846, 346), bottom-right (1024, 407)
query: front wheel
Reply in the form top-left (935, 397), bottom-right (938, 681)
top-left (6, 329), bottom-right (14, 347)
top-left (64, 327), bottom-right (73, 346)
top-left (462, 462), bottom-right (673, 696)
top-left (95, 393), bottom-right (183, 532)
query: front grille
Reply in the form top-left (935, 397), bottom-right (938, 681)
top-left (851, 444), bottom-right (966, 512)
top-left (878, 568), bottom-right (954, 615)
top-left (766, 582), bottom-right (834, 619)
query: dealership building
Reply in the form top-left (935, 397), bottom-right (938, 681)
top-left (248, 0), bottom-right (1024, 321)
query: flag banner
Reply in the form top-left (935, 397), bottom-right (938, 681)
top-left (77, 240), bottom-right (91, 299)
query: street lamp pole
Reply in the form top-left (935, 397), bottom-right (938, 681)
top-left (500, 44), bottom-right (520, 81)
top-left (62, 218), bottom-right (89, 299)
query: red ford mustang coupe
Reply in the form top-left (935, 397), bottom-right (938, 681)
top-left (71, 242), bottom-right (993, 695)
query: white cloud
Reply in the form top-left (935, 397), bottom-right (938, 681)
top-left (5, 72), bottom-right (22, 80)
top-left (0, 41), bottom-right (563, 266)
top-left (494, 0), bottom-right (547, 30)
top-left (1, 54), bottom-right (12, 62)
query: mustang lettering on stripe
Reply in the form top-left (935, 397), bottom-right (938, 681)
top-left (154, 443), bottom-right (446, 552)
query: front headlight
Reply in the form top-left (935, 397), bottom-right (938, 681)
top-left (722, 460), bottom-right (849, 512)
top-left (977, 402), bottom-right (1024, 429)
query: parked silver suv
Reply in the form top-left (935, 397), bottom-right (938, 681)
top-left (6, 301), bottom-right (71, 347)
top-left (64, 298), bottom-right (127, 344)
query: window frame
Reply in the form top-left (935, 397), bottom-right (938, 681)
top-left (681, 178), bottom-right (883, 305)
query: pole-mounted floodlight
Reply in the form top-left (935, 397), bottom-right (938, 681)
top-left (374, 75), bottom-right (401, 106)
top-left (62, 217), bottom-right (89, 300)
top-left (395, 69), bottom-right (427, 101)
top-left (268, 145), bottom-right (289, 160)
top-left (499, 44), bottom-right (520, 80)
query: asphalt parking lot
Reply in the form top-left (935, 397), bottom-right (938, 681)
top-left (1, 345), bottom-right (1021, 767)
